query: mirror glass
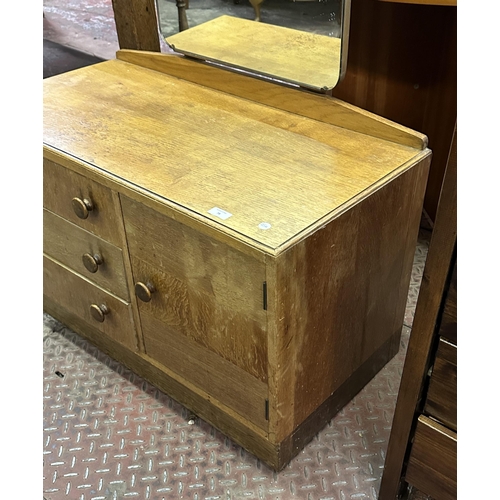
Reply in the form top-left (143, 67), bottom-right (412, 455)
top-left (155, 0), bottom-right (350, 92)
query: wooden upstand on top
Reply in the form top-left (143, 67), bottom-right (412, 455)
top-left (43, 50), bottom-right (431, 470)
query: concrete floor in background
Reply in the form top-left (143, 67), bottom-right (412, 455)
top-left (157, 0), bottom-right (342, 38)
top-left (43, 0), bottom-right (342, 60)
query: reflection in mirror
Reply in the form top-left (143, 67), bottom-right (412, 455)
top-left (157, 0), bottom-right (342, 38)
top-left (155, 0), bottom-right (349, 92)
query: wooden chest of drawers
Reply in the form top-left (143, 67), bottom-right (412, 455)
top-left (379, 127), bottom-right (456, 499)
top-left (404, 264), bottom-right (457, 500)
top-left (43, 53), bottom-right (431, 469)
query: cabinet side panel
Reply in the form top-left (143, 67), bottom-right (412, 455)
top-left (271, 158), bottom-right (430, 440)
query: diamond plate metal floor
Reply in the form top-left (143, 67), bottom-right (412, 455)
top-left (43, 230), bottom-right (431, 500)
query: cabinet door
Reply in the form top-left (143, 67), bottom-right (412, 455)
top-left (121, 196), bottom-right (269, 427)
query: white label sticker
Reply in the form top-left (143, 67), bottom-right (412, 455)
top-left (208, 207), bottom-right (233, 220)
top-left (258, 222), bottom-right (272, 230)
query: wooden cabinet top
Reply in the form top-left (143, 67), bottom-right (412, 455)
top-left (43, 58), bottom-right (430, 254)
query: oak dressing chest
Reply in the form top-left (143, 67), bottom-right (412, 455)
top-left (43, 49), bottom-right (431, 469)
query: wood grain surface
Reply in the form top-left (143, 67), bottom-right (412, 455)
top-left (121, 195), bottom-right (268, 382)
top-left (131, 255), bottom-right (268, 383)
top-left (424, 337), bottom-right (457, 430)
top-left (277, 330), bottom-right (400, 470)
top-left (111, 0), bottom-right (161, 52)
top-left (43, 60), bottom-right (425, 251)
top-left (141, 311), bottom-right (269, 430)
top-left (43, 255), bottom-right (138, 351)
top-left (43, 209), bottom-right (129, 299)
top-left (121, 196), bottom-right (267, 319)
top-left (405, 416), bottom-right (457, 500)
top-left (331, 0), bottom-right (456, 221)
top-left (116, 50), bottom-right (427, 150)
top-left (44, 159), bottom-right (123, 247)
top-left (267, 157), bottom-right (430, 441)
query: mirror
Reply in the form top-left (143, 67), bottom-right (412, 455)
top-left (155, 0), bottom-right (351, 92)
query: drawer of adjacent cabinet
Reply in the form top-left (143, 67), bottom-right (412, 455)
top-left (424, 337), bottom-right (457, 431)
top-left (44, 209), bottom-right (129, 300)
top-left (43, 255), bottom-right (137, 351)
top-left (43, 158), bottom-right (122, 247)
top-left (405, 415), bottom-right (457, 500)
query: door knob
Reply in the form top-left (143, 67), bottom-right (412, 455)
top-left (135, 281), bottom-right (155, 302)
top-left (82, 252), bottom-right (103, 273)
top-left (72, 197), bottom-right (94, 219)
top-left (90, 303), bottom-right (109, 323)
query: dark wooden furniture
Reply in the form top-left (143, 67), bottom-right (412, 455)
top-left (331, 0), bottom-right (457, 222)
top-left (379, 126), bottom-right (457, 499)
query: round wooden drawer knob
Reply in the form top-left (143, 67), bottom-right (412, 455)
top-left (82, 253), bottom-right (103, 273)
top-left (135, 282), bottom-right (155, 302)
top-left (90, 303), bottom-right (109, 323)
top-left (72, 197), bottom-right (94, 219)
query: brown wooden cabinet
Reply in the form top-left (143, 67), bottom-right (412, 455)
top-left (379, 127), bottom-right (456, 499)
top-left (43, 53), bottom-right (431, 470)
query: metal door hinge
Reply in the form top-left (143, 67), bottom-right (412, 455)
top-left (263, 281), bottom-right (267, 310)
top-left (265, 399), bottom-right (269, 420)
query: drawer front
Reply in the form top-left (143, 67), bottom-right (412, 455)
top-left (43, 159), bottom-right (122, 246)
top-left (44, 209), bottom-right (129, 299)
top-left (424, 337), bottom-right (457, 431)
top-left (439, 261), bottom-right (457, 344)
top-left (43, 255), bottom-right (137, 351)
top-left (406, 415), bottom-right (457, 500)
top-left (141, 312), bottom-right (269, 430)
top-left (121, 196), bottom-right (268, 383)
